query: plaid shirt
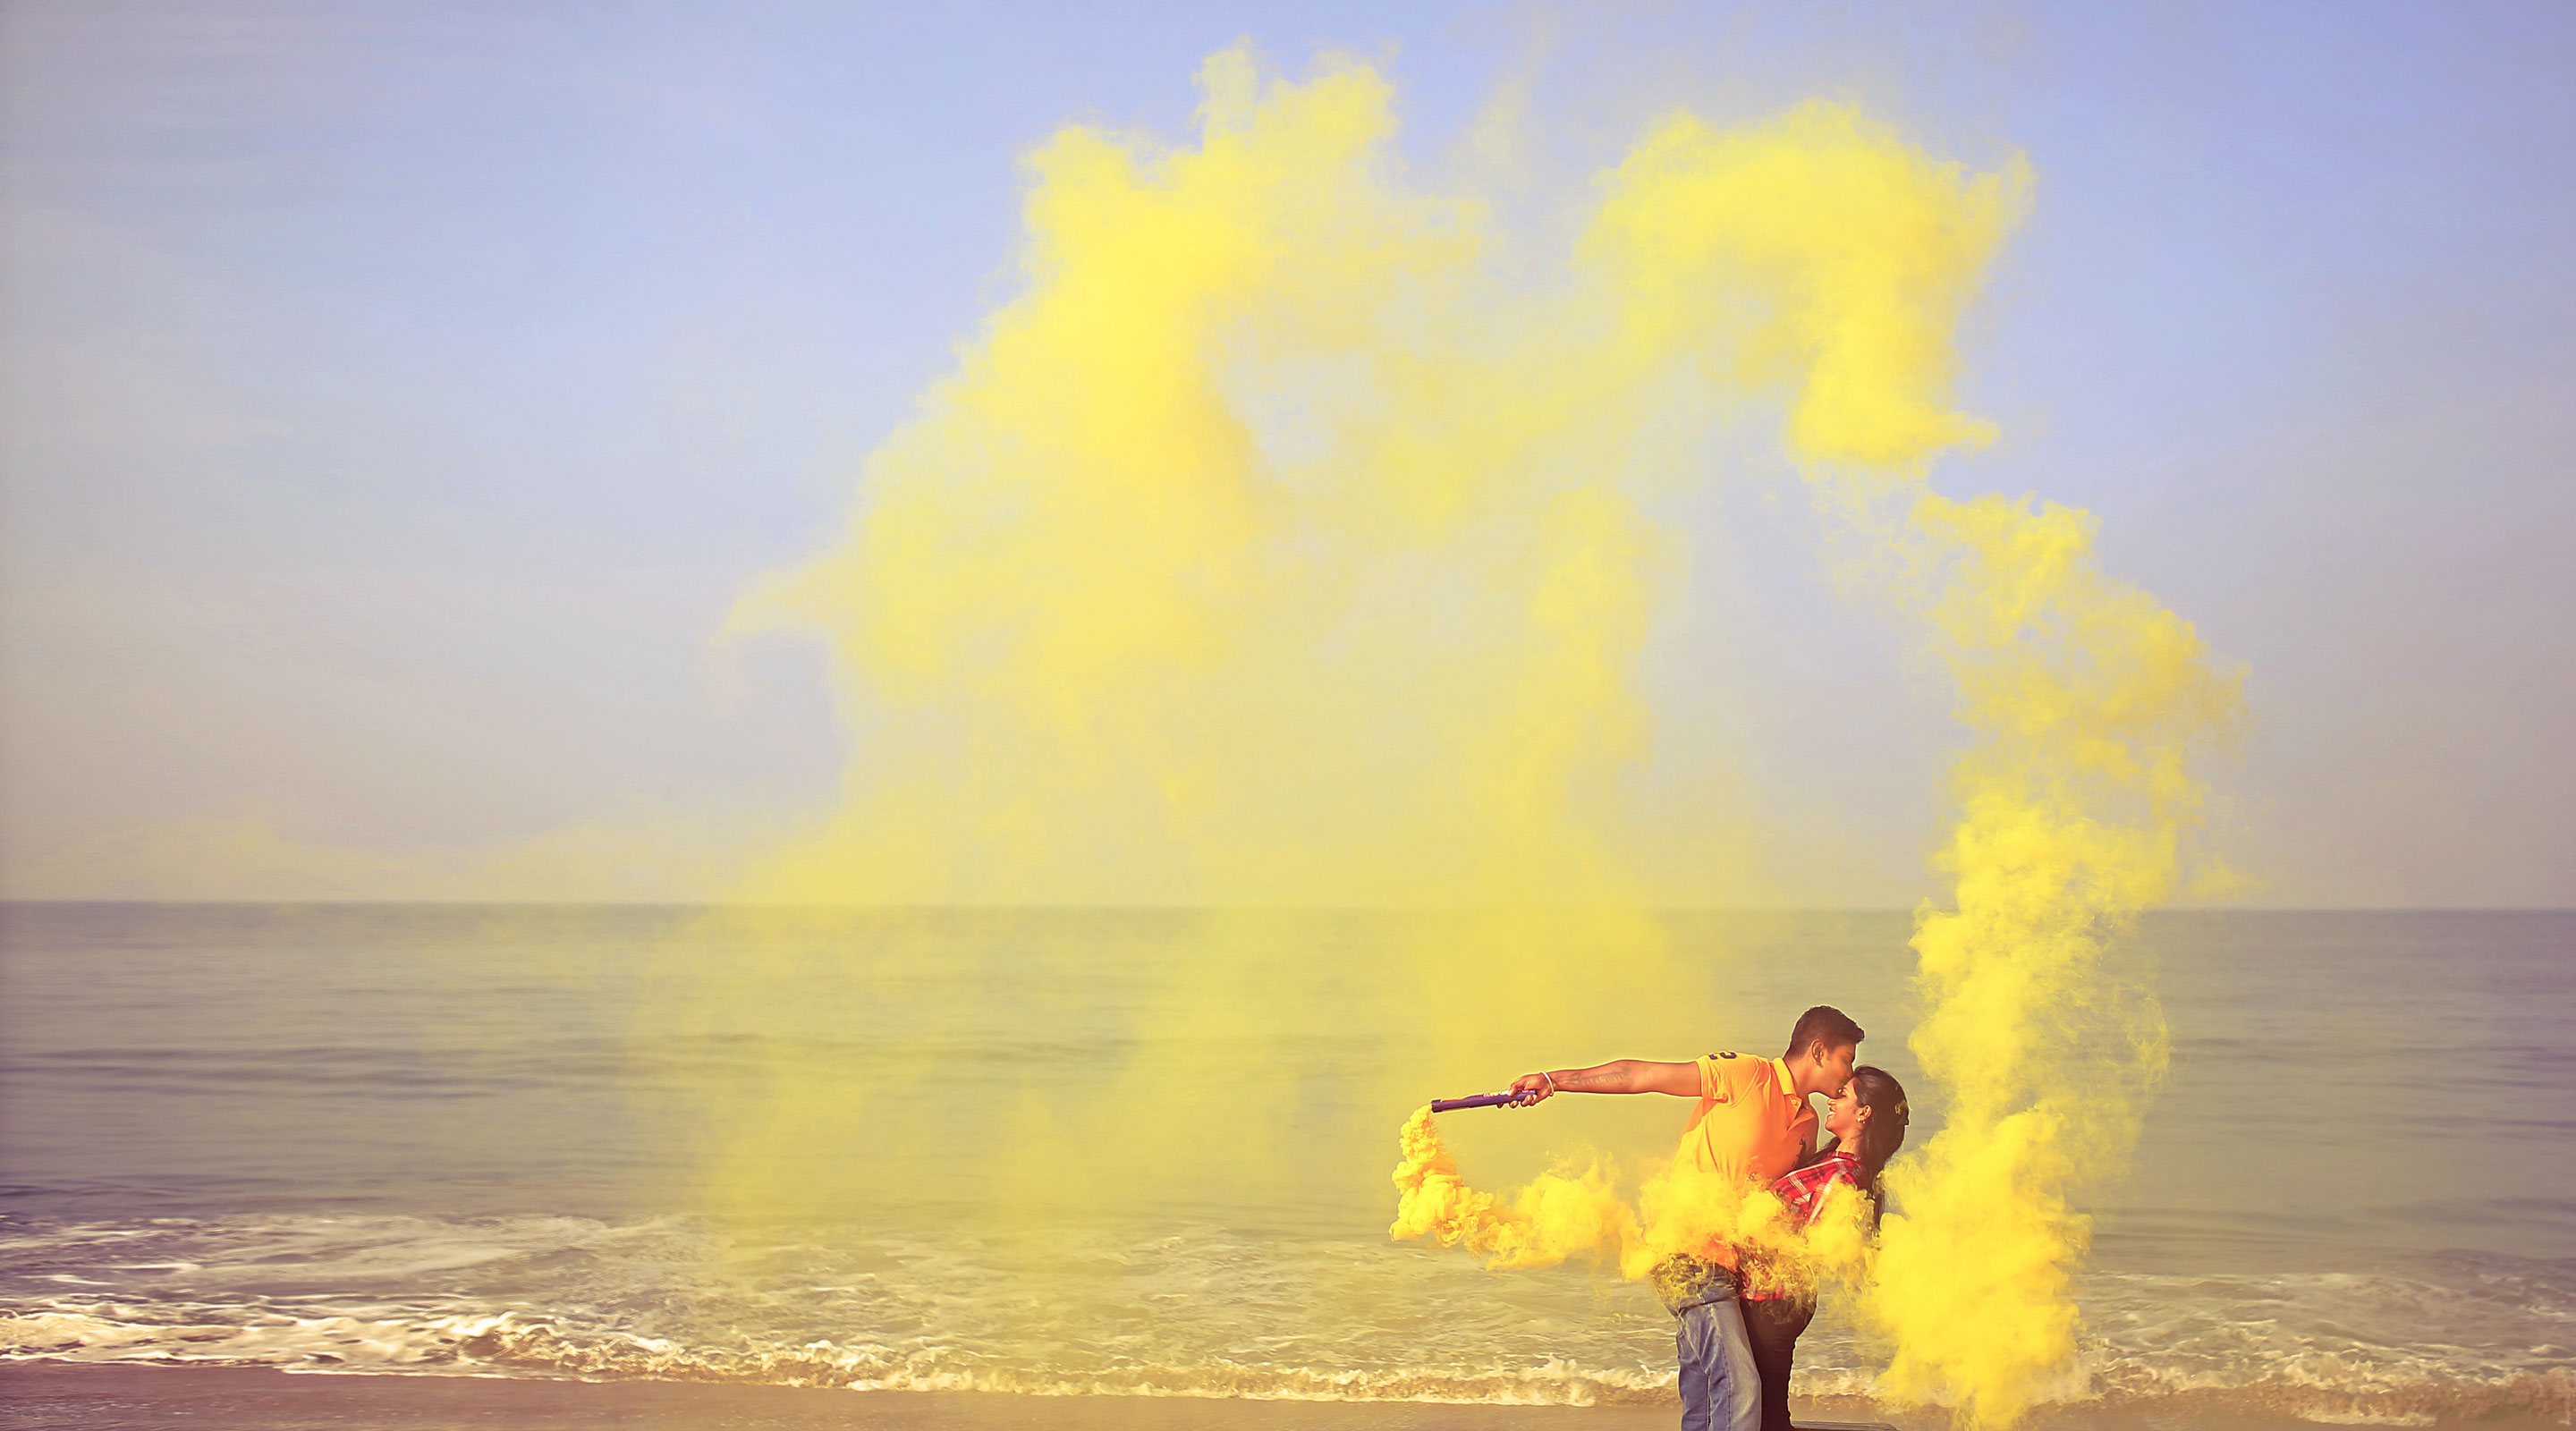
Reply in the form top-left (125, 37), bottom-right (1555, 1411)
top-left (1738, 1148), bottom-right (1867, 1303)
top-left (1771, 1147), bottom-right (1864, 1229)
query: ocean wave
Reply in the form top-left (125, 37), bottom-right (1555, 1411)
top-left (7, 1297), bottom-right (2570, 1424)
top-left (0, 1303), bottom-right (1677, 1406)
top-left (4, 1212), bottom-right (2570, 1423)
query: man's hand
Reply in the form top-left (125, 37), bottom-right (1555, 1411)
top-left (1508, 1071), bottom-right (1555, 1105)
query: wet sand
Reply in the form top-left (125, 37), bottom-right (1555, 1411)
top-left (3, 1363), bottom-right (1695, 1431)
top-left (9, 1363), bottom-right (2470, 1431)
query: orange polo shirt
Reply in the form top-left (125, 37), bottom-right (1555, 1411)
top-left (1679, 1052), bottom-right (1817, 1187)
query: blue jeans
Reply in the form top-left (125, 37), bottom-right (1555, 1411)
top-left (1676, 1295), bottom-right (1760, 1431)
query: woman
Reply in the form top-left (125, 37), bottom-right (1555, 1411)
top-left (1741, 1065), bottom-right (1910, 1431)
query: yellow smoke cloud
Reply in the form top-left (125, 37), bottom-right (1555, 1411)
top-left (732, 47), bottom-right (1675, 912)
top-left (1383, 74), bottom-right (2236, 1431)
top-left (1388, 1105), bottom-right (1638, 1271)
top-left (692, 45), bottom-right (2236, 1428)
top-left (1860, 489), bottom-right (2239, 1427)
top-left (1389, 1105), bottom-right (1877, 1302)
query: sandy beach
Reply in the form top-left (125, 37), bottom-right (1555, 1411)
top-left (0, 1365), bottom-right (2169, 1431)
top-left (2, 1363), bottom-right (1699, 1431)
top-left (22, 1363), bottom-right (2547, 1431)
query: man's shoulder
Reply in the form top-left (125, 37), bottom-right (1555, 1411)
top-left (1697, 1050), bottom-right (1764, 1093)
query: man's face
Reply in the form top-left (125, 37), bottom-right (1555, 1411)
top-left (1815, 1040), bottom-right (1858, 1096)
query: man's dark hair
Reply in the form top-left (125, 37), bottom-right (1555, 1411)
top-left (1784, 1004), bottom-right (1865, 1059)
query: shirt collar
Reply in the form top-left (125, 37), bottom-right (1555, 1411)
top-left (1768, 1057), bottom-right (1797, 1099)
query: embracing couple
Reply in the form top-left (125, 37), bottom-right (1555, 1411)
top-left (1505, 1006), bottom-right (1909, 1431)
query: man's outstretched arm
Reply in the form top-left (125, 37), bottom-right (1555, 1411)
top-left (1508, 1059), bottom-right (1700, 1105)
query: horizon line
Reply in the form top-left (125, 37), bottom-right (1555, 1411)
top-left (1, 899), bottom-right (2568, 915)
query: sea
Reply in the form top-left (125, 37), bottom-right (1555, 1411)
top-left (2, 905), bottom-right (2568, 1426)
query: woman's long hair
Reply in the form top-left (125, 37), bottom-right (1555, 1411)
top-left (1819, 1065), bottom-right (1910, 1225)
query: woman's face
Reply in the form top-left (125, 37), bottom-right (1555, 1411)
top-left (1825, 1081), bottom-right (1868, 1144)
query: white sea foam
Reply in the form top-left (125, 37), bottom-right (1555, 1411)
top-left (3, 1210), bottom-right (2571, 1424)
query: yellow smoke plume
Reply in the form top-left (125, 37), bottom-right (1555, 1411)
top-left (1381, 74), bottom-right (2237, 1431)
top-left (1857, 490), bottom-right (2239, 1427)
top-left (689, 44), bottom-right (2236, 1428)
top-left (1389, 1106), bottom-right (1876, 1301)
top-left (731, 47), bottom-right (1674, 913)
top-left (1389, 1105), bottom-right (1636, 1270)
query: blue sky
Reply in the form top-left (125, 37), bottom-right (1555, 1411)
top-left (4, 1), bottom-right (2570, 904)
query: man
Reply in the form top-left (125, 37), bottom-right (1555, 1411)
top-left (1505, 1005), bottom-right (1866, 1431)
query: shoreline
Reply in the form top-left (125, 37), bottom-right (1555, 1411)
top-left (1, 1363), bottom-right (1690, 1429)
top-left (17, 1362), bottom-right (2542, 1431)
